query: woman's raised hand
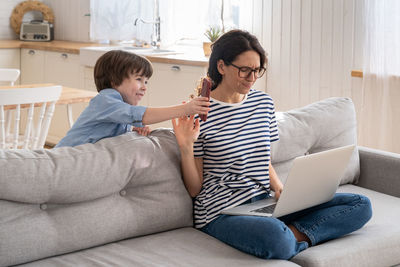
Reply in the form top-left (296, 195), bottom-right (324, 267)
top-left (172, 115), bottom-right (200, 150)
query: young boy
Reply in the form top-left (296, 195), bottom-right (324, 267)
top-left (56, 50), bottom-right (210, 147)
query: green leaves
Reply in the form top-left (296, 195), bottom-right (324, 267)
top-left (204, 26), bottom-right (223, 42)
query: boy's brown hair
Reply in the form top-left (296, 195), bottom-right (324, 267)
top-left (94, 50), bottom-right (153, 92)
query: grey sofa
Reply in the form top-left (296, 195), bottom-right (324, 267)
top-left (1, 97), bottom-right (399, 267)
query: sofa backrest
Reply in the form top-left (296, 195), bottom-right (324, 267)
top-left (0, 129), bottom-right (193, 266)
top-left (271, 97), bottom-right (360, 185)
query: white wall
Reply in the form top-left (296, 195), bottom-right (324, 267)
top-left (250, 0), bottom-right (400, 152)
top-left (0, 0), bottom-right (43, 39)
top-left (43, 0), bottom-right (90, 42)
top-left (255, 0), bottom-right (365, 112)
top-left (0, 0), bottom-right (90, 42)
top-left (254, 0), bottom-right (400, 154)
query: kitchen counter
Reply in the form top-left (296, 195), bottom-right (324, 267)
top-left (0, 40), bottom-right (108, 54)
top-left (0, 40), bottom-right (209, 67)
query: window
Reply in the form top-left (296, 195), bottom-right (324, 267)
top-left (90, 0), bottom-right (253, 46)
top-left (364, 0), bottom-right (400, 76)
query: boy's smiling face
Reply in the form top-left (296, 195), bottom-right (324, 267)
top-left (115, 73), bottom-right (149, 105)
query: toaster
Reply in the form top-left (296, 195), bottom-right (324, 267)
top-left (20, 21), bottom-right (54, 42)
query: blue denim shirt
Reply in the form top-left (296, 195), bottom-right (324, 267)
top-left (56, 89), bottom-right (147, 147)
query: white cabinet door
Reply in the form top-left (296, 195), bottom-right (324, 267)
top-left (43, 51), bottom-right (86, 145)
top-left (20, 48), bottom-right (45, 84)
top-left (0, 48), bottom-right (21, 85)
top-left (83, 67), bottom-right (97, 92)
top-left (20, 49), bottom-right (87, 145)
top-left (44, 51), bottom-right (83, 88)
top-left (147, 62), bottom-right (207, 129)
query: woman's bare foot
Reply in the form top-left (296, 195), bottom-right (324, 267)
top-left (288, 224), bottom-right (312, 246)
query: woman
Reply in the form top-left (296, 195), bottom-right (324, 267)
top-left (172, 29), bottom-right (372, 259)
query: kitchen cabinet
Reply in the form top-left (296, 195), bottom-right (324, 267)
top-left (43, 51), bottom-right (86, 145)
top-left (83, 67), bottom-right (97, 92)
top-left (0, 48), bottom-right (21, 84)
top-left (44, 51), bottom-right (84, 88)
top-left (20, 48), bottom-right (45, 84)
top-left (21, 48), bottom-right (87, 145)
top-left (21, 49), bottom-right (84, 88)
top-left (147, 62), bottom-right (207, 129)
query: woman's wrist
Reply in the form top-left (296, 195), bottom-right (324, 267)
top-left (179, 145), bottom-right (194, 156)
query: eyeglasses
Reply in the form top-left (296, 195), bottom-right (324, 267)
top-left (228, 63), bottom-right (266, 79)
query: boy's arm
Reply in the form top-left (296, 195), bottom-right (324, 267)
top-left (94, 91), bottom-right (209, 126)
top-left (93, 93), bottom-right (146, 125)
top-left (142, 97), bottom-right (210, 125)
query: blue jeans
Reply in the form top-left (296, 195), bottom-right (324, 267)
top-left (200, 193), bottom-right (372, 260)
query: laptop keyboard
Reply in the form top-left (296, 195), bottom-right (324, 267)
top-left (250, 204), bottom-right (277, 214)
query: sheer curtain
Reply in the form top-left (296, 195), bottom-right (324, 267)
top-left (90, 0), bottom-right (138, 43)
top-left (360, 0), bottom-right (400, 153)
top-left (90, 0), bottom-right (248, 45)
top-left (160, 0), bottom-right (239, 46)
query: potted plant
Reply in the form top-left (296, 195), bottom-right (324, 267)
top-left (203, 26), bottom-right (222, 56)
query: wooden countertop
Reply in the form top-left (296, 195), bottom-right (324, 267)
top-left (0, 40), bottom-right (113, 54)
top-left (146, 53), bottom-right (208, 67)
top-left (0, 40), bottom-right (209, 66)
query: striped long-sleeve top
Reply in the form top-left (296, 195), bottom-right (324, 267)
top-left (193, 89), bottom-right (279, 228)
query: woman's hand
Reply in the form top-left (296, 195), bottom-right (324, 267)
top-left (133, 126), bottom-right (151, 136)
top-left (271, 181), bottom-right (283, 200)
top-left (172, 115), bottom-right (200, 151)
top-left (172, 115), bottom-right (204, 197)
top-left (269, 163), bottom-right (284, 200)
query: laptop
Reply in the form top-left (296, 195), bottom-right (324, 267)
top-left (221, 145), bottom-right (355, 218)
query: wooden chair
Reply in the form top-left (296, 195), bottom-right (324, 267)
top-left (0, 68), bottom-right (20, 86)
top-left (0, 68), bottom-right (21, 144)
top-left (0, 85), bottom-right (62, 149)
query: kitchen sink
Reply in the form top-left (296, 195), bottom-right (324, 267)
top-left (80, 46), bottom-right (180, 67)
top-left (120, 47), bottom-right (176, 54)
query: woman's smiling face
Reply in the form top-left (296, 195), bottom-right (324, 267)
top-left (115, 73), bottom-right (148, 105)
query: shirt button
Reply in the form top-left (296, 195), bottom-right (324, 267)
top-left (254, 184), bottom-right (260, 189)
top-left (120, 190), bottom-right (127, 196)
top-left (40, 204), bottom-right (47, 210)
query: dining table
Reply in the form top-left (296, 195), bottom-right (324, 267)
top-left (0, 83), bottom-right (97, 128)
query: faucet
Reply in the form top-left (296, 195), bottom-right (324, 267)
top-left (134, 0), bottom-right (160, 49)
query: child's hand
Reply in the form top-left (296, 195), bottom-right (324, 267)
top-left (133, 126), bottom-right (151, 136)
top-left (184, 96), bottom-right (210, 116)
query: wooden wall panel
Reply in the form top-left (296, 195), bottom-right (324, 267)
top-left (256, 0), bottom-right (384, 150)
top-left (260, 0), bottom-right (363, 112)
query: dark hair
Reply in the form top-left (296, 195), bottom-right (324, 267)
top-left (207, 29), bottom-right (267, 89)
top-left (94, 50), bottom-right (153, 92)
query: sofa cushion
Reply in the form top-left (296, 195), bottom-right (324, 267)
top-left (271, 97), bottom-right (359, 185)
top-left (291, 184), bottom-right (400, 267)
top-left (0, 129), bottom-right (193, 267)
top-left (17, 227), bottom-right (300, 267)
top-left (16, 185), bottom-right (400, 267)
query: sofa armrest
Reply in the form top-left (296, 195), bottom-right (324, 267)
top-left (357, 146), bottom-right (400, 197)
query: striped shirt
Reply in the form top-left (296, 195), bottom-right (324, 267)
top-left (193, 89), bottom-right (279, 228)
